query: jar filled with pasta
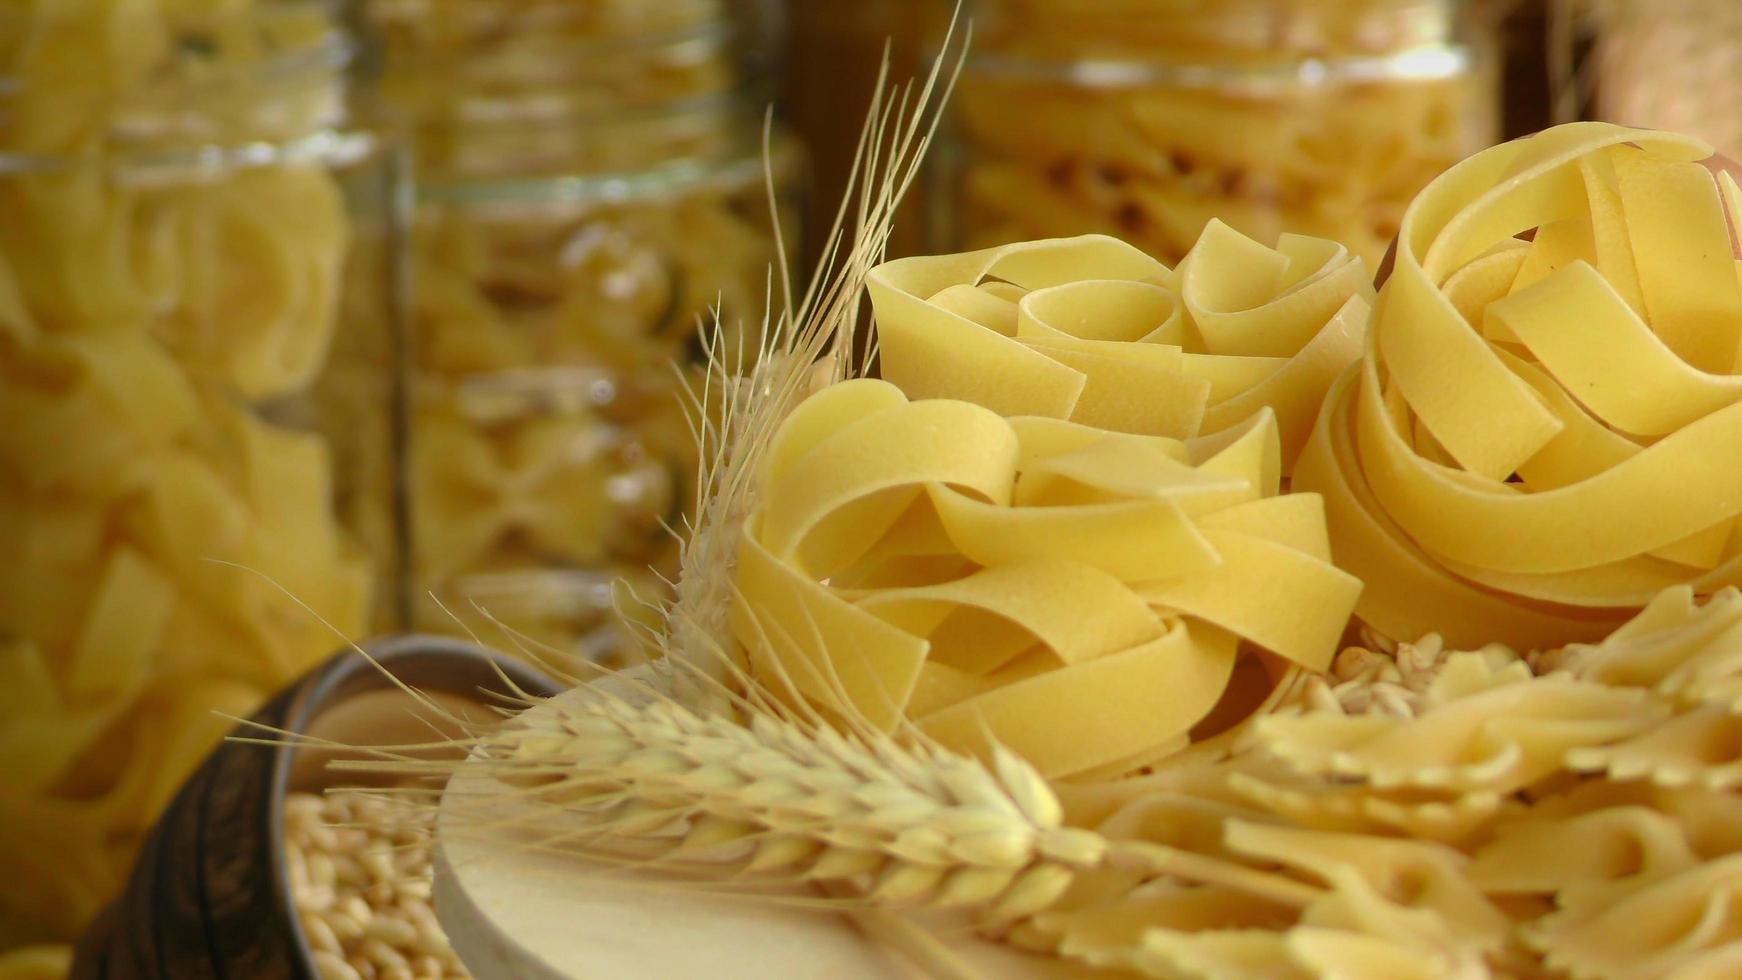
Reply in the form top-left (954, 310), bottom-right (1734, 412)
top-left (938, 0), bottom-right (1499, 267)
top-left (1583, 0), bottom-right (1742, 161)
top-left (364, 0), bottom-right (802, 666)
top-left (0, 0), bottom-right (398, 955)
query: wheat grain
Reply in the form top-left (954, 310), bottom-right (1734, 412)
top-left (286, 792), bottom-right (469, 980)
top-left (1284, 636), bottom-right (1526, 719)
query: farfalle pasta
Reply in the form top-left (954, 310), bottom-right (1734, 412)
top-left (1256, 653), bottom-right (1665, 796)
top-left (1027, 583), bottom-right (1742, 980)
top-left (730, 377), bottom-right (1362, 778)
top-left (1297, 123), bottom-right (1742, 652)
top-left (369, 0), bottom-right (799, 653)
top-left (867, 225), bottom-right (1371, 471)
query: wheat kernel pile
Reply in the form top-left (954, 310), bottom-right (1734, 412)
top-left (285, 792), bottom-right (469, 980)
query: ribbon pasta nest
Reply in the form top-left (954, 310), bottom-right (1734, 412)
top-left (729, 227), bottom-right (1369, 779)
top-left (1299, 123), bottom-right (1742, 652)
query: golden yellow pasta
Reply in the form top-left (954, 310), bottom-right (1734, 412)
top-left (731, 378), bottom-right (1362, 778)
top-left (729, 223), bottom-right (1373, 781)
top-left (948, 0), bottom-right (1495, 267)
top-left (1297, 122), bottom-right (1742, 653)
top-left (1015, 580), bottom-right (1742, 980)
top-left (368, 0), bottom-right (799, 654)
top-left (0, 0), bottom-right (377, 952)
top-left (868, 227), bottom-right (1371, 471)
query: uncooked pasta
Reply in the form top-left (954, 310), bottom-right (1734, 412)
top-left (946, 0), bottom-right (1496, 267)
top-left (730, 226), bottom-right (1371, 779)
top-left (1297, 122), bottom-right (1742, 652)
top-left (371, 0), bottom-right (800, 658)
top-left (0, 0), bottom-right (379, 952)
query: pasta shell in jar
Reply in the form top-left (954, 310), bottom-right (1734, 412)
top-left (0, 0), bottom-right (397, 954)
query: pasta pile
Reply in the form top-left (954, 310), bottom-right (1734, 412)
top-left (731, 227), bottom-right (1371, 779)
top-left (402, 159), bottom-right (792, 659)
top-left (375, 0), bottom-right (796, 658)
top-left (0, 0), bottom-right (373, 951)
top-left (1013, 586), bottom-right (1742, 980)
top-left (1298, 122), bottom-right (1742, 653)
top-left (951, 0), bottom-right (1493, 266)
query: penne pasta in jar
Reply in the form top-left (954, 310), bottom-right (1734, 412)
top-left (938, 0), bottom-right (1500, 267)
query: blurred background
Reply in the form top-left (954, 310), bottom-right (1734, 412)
top-left (0, 0), bottom-right (1734, 977)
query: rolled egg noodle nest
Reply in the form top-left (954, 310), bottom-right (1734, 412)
top-left (730, 229), bottom-right (1371, 780)
top-left (1297, 122), bottom-right (1742, 651)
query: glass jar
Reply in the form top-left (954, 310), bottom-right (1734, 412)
top-left (365, 0), bottom-right (803, 668)
top-left (1587, 0), bottom-right (1742, 161)
top-left (0, 0), bottom-right (397, 953)
top-left (937, 0), bottom-right (1499, 267)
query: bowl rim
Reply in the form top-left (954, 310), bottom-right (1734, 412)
top-left (267, 635), bottom-right (561, 969)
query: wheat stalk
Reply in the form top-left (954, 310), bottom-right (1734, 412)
top-left (440, 684), bottom-right (1109, 923)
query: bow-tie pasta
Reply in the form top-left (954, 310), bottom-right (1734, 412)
top-left (866, 225), bottom-right (1370, 471)
top-left (729, 378), bottom-right (1361, 779)
top-left (1298, 122), bottom-right (1742, 651)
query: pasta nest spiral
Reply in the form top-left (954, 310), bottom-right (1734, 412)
top-left (729, 227), bottom-right (1372, 779)
top-left (866, 225), bottom-right (1372, 470)
top-left (1298, 122), bottom-right (1742, 652)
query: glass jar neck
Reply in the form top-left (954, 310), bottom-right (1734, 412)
top-left (368, 0), bottom-right (780, 182)
top-left (0, 0), bottom-right (355, 158)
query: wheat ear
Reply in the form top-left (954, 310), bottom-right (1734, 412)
top-left (445, 685), bottom-right (1109, 923)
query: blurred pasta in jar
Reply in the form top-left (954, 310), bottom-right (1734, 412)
top-left (1583, 0), bottom-right (1742, 161)
top-left (0, 0), bottom-right (396, 953)
top-left (938, 0), bottom-right (1499, 266)
top-left (364, 0), bottom-right (802, 665)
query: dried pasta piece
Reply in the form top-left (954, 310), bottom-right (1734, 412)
top-left (1567, 706), bottom-right (1742, 790)
top-left (1295, 123), bottom-right (1742, 651)
top-left (1256, 653), bottom-right (1666, 794)
top-left (1228, 769), bottom-right (1504, 844)
top-left (731, 377), bottom-right (1362, 777)
top-left (1561, 587), bottom-right (1742, 710)
top-left (1227, 822), bottom-right (1512, 954)
top-left (1472, 806), bottom-right (1700, 908)
top-left (866, 223), bottom-right (1370, 471)
top-left (1530, 854), bottom-right (1742, 980)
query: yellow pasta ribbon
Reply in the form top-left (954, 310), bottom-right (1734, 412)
top-left (866, 223), bottom-right (1372, 471)
top-left (730, 378), bottom-right (1361, 779)
top-left (1297, 122), bottom-right (1742, 650)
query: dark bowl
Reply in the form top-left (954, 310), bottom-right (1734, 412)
top-left (70, 635), bottom-right (558, 980)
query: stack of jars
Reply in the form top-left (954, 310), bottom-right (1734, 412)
top-left (364, 0), bottom-right (802, 665)
top-left (0, 0), bottom-right (395, 956)
top-left (940, 0), bottom-right (1499, 267)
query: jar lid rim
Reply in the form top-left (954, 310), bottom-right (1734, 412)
top-left (967, 43), bottom-right (1476, 89)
